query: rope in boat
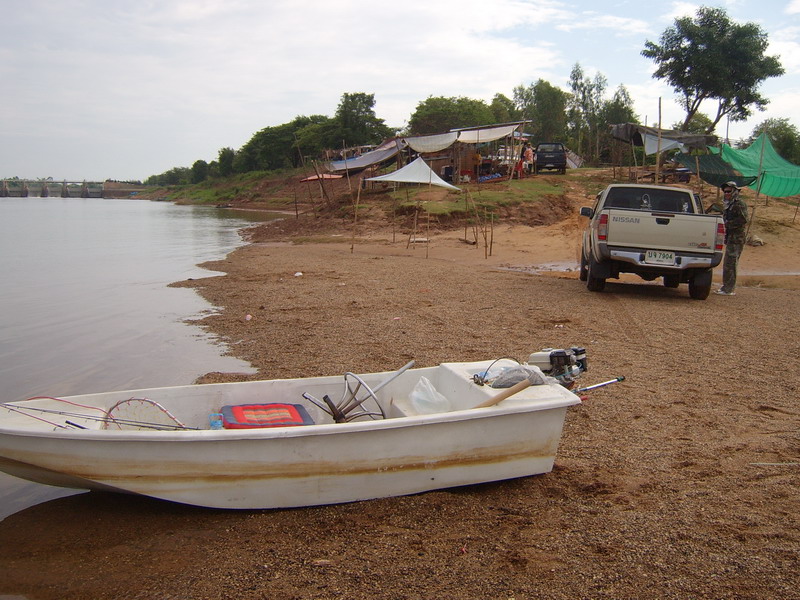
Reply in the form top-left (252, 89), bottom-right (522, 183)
top-left (1, 399), bottom-right (196, 431)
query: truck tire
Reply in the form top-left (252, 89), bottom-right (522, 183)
top-left (663, 274), bottom-right (680, 288)
top-left (579, 252), bottom-right (588, 281)
top-left (586, 257), bottom-right (606, 292)
top-left (688, 269), bottom-right (712, 300)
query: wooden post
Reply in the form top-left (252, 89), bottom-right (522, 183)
top-left (695, 156), bottom-right (701, 198)
top-left (655, 98), bottom-right (663, 183)
top-left (408, 201), bottom-right (419, 249)
top-left (757, 131), bottom-right (767, 206)
top-left (483, 207), bottom-right (489, 259)
top-left (342, 140), bottom-right (353, 195)
top-left (489, 211), bottom-right (494, 256)
top-left (351, 185), bottom-right (361, 254)
top-left (426, 209), bottom-right (430, 259)
top-left (311, 161), bottom-right (330, 205)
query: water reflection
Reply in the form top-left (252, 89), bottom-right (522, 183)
top-left (0, 198), bottom-right (281, 519)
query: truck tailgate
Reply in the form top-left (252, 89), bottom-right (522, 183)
top-left (606, 209), bottom-right (719, 254)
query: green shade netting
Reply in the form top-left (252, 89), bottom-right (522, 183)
top-left (674, 153), bottom-right (758, 189)
top-left (711, 133), bottom-right (800, 198)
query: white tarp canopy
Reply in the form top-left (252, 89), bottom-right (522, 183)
top-left (642, 133), bottom-right (686, 155)
top-left (454, 123), bottom-right (520, 144)
top-left (364, 157), bottom-right (461, 191)
top-left (402, 123), bottom-right (523, 153)
top-left (404, 132), bottom-right (459, 153)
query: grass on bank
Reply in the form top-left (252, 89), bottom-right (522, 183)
top-left (147, 169), bottom-right (304, 207)
top-left (386, 176), bottom-right (567, 218)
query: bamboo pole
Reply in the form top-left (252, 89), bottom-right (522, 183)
top-left (426, 209), bottom-right (430, 259)
top-left (311, 161), bottom-right (331, 205)
top-left (294, 133), bottom-right (306, 168)
top-left (483, 207), bottom-right (489, 259)
top-left (342, 141), bottom-right (353, 195)
top-left (408, 201), bottom-right (419, 249)
top-left (695, 156), bottom-right (702, 198)
top-left (350, 184), bottom-right (361, 253)
top-left (655, 99), bottom-right (663, 183)
top-left (489, 211), bottom-right (494, 256)
top-left (757, 131), bottom-right (768, 207)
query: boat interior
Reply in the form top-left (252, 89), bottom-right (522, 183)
top-left (2, 359), bottom-right (576, 432)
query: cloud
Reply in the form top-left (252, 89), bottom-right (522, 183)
top-left (2, 0), bottom-right (797, 179)
top-left (769, 27), bottom-right (800, 74)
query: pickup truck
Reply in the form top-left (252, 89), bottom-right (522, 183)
top-left (579, 184), bottom-right (725, 300)
top-left (533, 143), bottom-right (567, 174)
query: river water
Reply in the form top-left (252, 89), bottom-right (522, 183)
top-left (0, 197), bottom-right (273, 519)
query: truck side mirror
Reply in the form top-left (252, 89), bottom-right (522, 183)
top-left (580, 206), bottom-right (594, 218)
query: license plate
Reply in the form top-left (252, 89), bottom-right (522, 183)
top-left (645, 250), bottom-right (675, 265)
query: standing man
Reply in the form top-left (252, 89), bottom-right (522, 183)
top-left (716, 181), bottom-right (749, 296)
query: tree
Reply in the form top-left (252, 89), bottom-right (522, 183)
top-left (328, 92), bottom-right (393, 147)
top-left (489, 93), bottom-right (520, 124)
top-left (567, 63), bottom-right (607, 163)
top-left (642, 6), bottom-right (784, 132)
top-left (747, 118), bottom-right (800, 164)
top-left (408, 96), bottom-right (495, 134)
top-left (191, 160), bottom-right (209, 184)
top-left (601, 85), bottom-right (639, 165)
top-left (144, 167), bottom-right (190, 186)
top-left (603, 85), bottom-right (637, 126)
top-left (235, 115), bottom-right (331, 173)
top-left (218, 147), bottom-right (235, 177)
top-left (672, 113), bottom-right (714, 135)
top-left (513, 79), bottom-right (568, 143)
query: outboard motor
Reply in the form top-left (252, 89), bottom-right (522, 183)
top-left (526, 347), bottom-right (588, 387)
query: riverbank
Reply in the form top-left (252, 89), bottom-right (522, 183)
top-left (1, 179), bottom-right (799, 599)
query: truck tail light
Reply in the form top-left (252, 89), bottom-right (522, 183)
top-left (715, 222), bottom-right (725, 250)
top-left (598, 213), bottom-right (608, 241)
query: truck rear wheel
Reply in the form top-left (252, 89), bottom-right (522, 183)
top-left (579, 252), bottom-right (588, 282)
top-left (688, 269), bottom-right (712, 300)
top-left (586, 257), bottom-right (606, 292)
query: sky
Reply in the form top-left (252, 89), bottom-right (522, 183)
top-left (2, 0), bottom-right (799, 182)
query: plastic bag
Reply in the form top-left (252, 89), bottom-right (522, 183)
top-left (409, 376), bottom-right (452, 414)
top-left (490, 365), bottom-right (558, 388)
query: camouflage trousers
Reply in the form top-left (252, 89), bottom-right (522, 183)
top-left (721, 238), bottom-right (744, 293)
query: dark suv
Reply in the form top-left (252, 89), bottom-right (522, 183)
top-left (534, 143), bottom-right (567, 174)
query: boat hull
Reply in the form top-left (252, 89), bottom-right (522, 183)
top-left (0, 361), bottom-right (580, 509)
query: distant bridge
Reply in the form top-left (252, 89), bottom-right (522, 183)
top-left (0, 180), bottom-right (144, 199)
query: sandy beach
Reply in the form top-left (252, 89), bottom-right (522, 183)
top-left (1, 177), bottom-right (799, 599)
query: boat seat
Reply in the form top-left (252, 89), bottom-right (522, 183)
top-left (220, 403), bottom-right (315, 428)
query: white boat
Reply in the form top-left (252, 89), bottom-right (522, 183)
top-left (0, 357), bottom-right (583, 510)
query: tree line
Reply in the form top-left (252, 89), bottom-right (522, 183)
top-left (146, 7), bottom-right (794, 186)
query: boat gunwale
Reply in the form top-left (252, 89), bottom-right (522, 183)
top-left (0, 394), bottom-right (580, 442)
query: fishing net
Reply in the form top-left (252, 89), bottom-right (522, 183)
top-left (103, 398), bottom-right (187, 430)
